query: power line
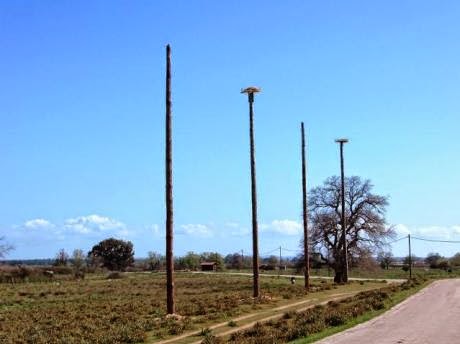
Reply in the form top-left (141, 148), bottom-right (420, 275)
top-left (386, 236), bottom-right (408, 245)
top-left (260, 248), bottom-right (279, 255)
top-left (281, 247), bottom-right (299, 253)
top-left (259, 247), bottom-right (299, 256)
top-left (411, 236), bottom-right (460, 244)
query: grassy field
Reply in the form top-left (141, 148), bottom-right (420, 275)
top-left (214, 277), bottom-right (429, 344)
top-left (0, 272), bottom-right (384, 344)
top-left (156, 279), bottom-right (387, 344)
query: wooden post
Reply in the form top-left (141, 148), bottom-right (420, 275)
top-left (165, 44), bottom-right (175, 314)
top-left (301, 122), bottom-right (310, 290)
top-left (249, 93), bottom-right (259, 298)
top-left (241, 86), bottom-right (261, 298)
top-left (335, 138), bottom-right (349, 283)
top-left (278, 246), bottom-right (282, 278)
top-left (408, 234), bottom-right (412, 280)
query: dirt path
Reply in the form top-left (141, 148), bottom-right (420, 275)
top-left (316, 279), bottom-right (460, 344)
top-left (153, 289), bottom-right (377, 344)
top-left (186, 294), bottom-right (357, 344)
top-left (190, 271), bottom-right (405, 284)
top-left (153, 297), bottom-right (319, 344)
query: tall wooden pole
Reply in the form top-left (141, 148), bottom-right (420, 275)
top-left (278, 246), bottom-right (282, 278)
top-left (249, 92), bottom-right (259, 298)
top-left (335, 138), bottom-right (349, 283)
top-left (165, 44), bottom-right (175, 314)
top-left (301, 122), bottom-right (310, 290)
top-left (241, 86), bottom-right (261, 298)
top-left (408, 234), bottom-right (412, 280)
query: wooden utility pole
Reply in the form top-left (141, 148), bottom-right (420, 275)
top-left (335, 138), bottom-right (349, 283)
top-left (278, 246), bottom-right (282, 278)
top-left (241, 86), bottom-right (261, 298)
top-left (408, 234), bottom-right (412, 280)
top-left (301, 122), bottom-right (310, 290)
top-left (165, 44), bottom-right (175, 314)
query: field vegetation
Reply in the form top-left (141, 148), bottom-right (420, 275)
top-left (209, 277), bottom-right (428, 344)
top-left (1, 257), bottom-right (457, 343)
top-left (0, 272), bottom-right (364, 344)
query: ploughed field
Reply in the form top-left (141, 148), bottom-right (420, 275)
top-left (0, 272), bottom-right (381, 343)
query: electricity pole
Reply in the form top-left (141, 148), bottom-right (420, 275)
top-left (335, 138), bottom-right (349, 283)
top-left (408, 234), bottom-right (412, 280)
top-left (279, 246), bottom-right (282, 278)
top-left (241, 86), bottom-right (261, 298)
top-left (301, 122), bottom-right (310, 290)
top-left (165, 44), bottom-right (175, 314)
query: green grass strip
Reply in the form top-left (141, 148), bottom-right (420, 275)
top-left (289, 279), bottom-right (431, 344)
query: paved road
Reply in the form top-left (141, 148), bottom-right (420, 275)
top-left (316, 279), bottom-right (460, 344)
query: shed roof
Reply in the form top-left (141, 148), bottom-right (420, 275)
top-left (200, 262), bottom-right (217, 266)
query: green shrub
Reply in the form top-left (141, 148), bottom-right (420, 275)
top-left (201, 333), bottom-right (223, 344)
top-left (200, 327), bottom-right (212, 336)
top-left (283, 311), bottom-right (296, 319)
top-left (49, 266), bottom-right (73, 275)
top-left (107, 271), bottom-right (125, 279)
top-left (227, 278), bottom-right (425, 343)
top-left (325, 311), bottom-right (347, 326)
top-left (286, 325), bottom-right (309, 341)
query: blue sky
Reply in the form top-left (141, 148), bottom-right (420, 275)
top-left (1, 1), bottom-right (460, 259)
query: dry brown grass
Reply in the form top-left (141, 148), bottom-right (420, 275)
top-left (0, 272), bottom-right (336, 343)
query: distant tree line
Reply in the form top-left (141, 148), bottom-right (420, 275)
top-left (3, 234), bottom-right (460, 277)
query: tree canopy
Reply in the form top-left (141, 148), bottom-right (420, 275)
top-left (308, 176), bottom-right (394, 282)
top-left (425, 252), bottom-right (443, 268)
top-left (450, 252), bottom-right (460, 267)
top-left (88, 238), bottom-right (134, 271)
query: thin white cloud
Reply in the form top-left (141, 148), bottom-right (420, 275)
top-left (395, 224), bottom-right (460, 239)
top-left (64, 214), bottom-right (125, 234)
top-left (223, 222), bottom-right (250, 237)
top-left (178, 224), bottom-right (213, 237)
top-left (452, 226), bottom-right (460, 235)
top-left (24, 218), bottom-right (55, 230)
top-left (395, 224), bottom-right (410, 236)
top-left (149, 224), bottom-right (160, 236)
top-left (261, 219), bottom-right (302, 236)
top-left (116, 228), bottom-right (133, 238)
top-left (230, 227), bottom-right (250, 237)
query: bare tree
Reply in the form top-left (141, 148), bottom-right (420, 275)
top-left (72, 249), bottom-right (86, 270)
top-left (377, 250), bottom-right (394, 270)
top-left (54, 248), bottom-right (69, 266)
top-left (309, 176), bottom-right (394, 283)
top-left (147, 251), bottom-right (164, 271)
top-left (0, 236), bottom-right (13, 259)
